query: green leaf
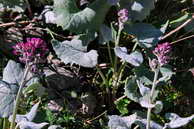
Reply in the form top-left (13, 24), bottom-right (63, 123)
top-left (53, 0), bottom-right (111, 33)
top-left (52, 39), bottom-right (98, 68)
top-left (23, 83), bottom-right (46, 97)
top-left (0, 0), bottom-right (26, 12)
top-left (119, 0), bottom-right (155, 21)
top-left (115, 98), bottom-right (130, 115)
top-left (0, 81), bottom-right (18, 118)
top-left (170, 13), bottom-right (189, 24)
top-left (124, 23), bottom-right (163, 48)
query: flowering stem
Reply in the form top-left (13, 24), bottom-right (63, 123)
top-left (146, 68), bottom-right (159, 129)
top-left (10, 65), bottom-right (30, 129)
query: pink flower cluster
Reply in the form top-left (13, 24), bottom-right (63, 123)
top-left (153, 42), bottom-right (171, 66)
top-left (118, 9), bottom-right (128, 28)
top-left (13, 38), bottom-right (49, 64)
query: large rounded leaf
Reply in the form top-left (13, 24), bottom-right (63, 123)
top-left (52, 39), bottom-right (98, 68)
top-left (124, 23), bottom-right (163, 48)
top-left (53, 0), bottom-right (112, 33)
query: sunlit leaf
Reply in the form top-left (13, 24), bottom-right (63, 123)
top-left (53, 0), bottom-right (112, 33)
top-left (108, 114), bottom-right (137, 129)
top-left (3, 60), bottom-right (24, 85)
top-left (0, 81), bottom-right (18, 118)
top-left (165, 113), bottom-right (194, 128)
top-left (135, 118), bottom-right (163, 129)
top-left (114, 47), bottom-right (143, 66)
top-left (136, 80), bottom-right (150, 96)
top-left (17, 121), bottom-right (48, 129)
top-left (48, 125), bottom-right (63, 129)
top-left (52, 39), bottom-right (98, 68)
top-left (9, 102), bottom-right (40, 123)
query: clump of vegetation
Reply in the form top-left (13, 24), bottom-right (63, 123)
top-left (0, 0), bottom-right (194, 129)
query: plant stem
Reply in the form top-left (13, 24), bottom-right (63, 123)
top-left (114, 27), bottom-right (122, 73)
top-left (112, 26), bottom-right (122, 100)
top-left (3, 118), bottom-right (7, 129)
top-left (10, 65), bottom-right (30, 129)
top-left (96, 66), bottom-right (108, 86)
top-left (107, 42), bottom-right (113, 67)
top-left (146, 69), bottom-right (159, 129)
top-left (161, 16), bottom-right (194, 40)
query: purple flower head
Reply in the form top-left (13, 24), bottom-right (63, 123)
top-left (153, 42), bottom-right (171, 66)
top-left (118, 9), bottom-right (128, 28)
top-left (13, 38), bottom-right (49, 64)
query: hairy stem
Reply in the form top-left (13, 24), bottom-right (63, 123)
top-left (146, 69), bottom-right (159, 129)
top-left (10, 65), bottom-right (30, 129)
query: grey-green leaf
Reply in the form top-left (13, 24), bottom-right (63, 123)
top-left (165, 113), bottom-right (194, 128)
top-left (139, 95), bottom-right (155, 108)
top-left (54, 0), bottom-right (111, 33)
top-left (3, 60), bottom-right (40, 87)
top-left (124, 23), bottom-right (163, 48)
top-left (52, 39), bottom-right (98, 68)
top-left (133, 65), bottom-right (154, 85)
top-left (9, 102), bottom-right (40, 123)
top-left (136, 80), bottom-right (150, 96)
top-left (124, 78), bottom-right (141, 102)
top-left (108, 114), bottom-right (137, 129)
top-left (3, 60), bottom-right (24, 85)
top-left (158, 66), bottom-right (174, 82)
top-left (114, 47), bottom-right (143, 66)
top-left (99, 24), bottom-right (114, 44)
top-left (0, 81), bottom-right (18, 118)
top-left (17, 121), bottom-right (48, 129)
top-left (48, 125), bottom-right (63, 129)
top-left (135, 118), bottom-right (163, 129)
top-left (153, 101), bottom-right (163, 114)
